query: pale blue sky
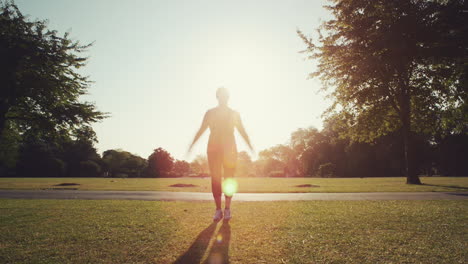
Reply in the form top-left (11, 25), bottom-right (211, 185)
top-left (15, 0), bottom-right (332, 161)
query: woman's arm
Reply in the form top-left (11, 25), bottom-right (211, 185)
top-left (188, 111), bottom-right (210, 153)
top-left (235, 111), bottom-right (253, 152)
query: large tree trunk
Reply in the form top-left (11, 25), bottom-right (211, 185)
top-left (400, 89), bottom-right (422, 185)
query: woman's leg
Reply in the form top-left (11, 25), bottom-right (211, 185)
top-left (223, 167), bottom-right (235, 209)
top-left (223, 149), bottom-right (237, 209)
top-left (208, 151), bottom-right (223, 209)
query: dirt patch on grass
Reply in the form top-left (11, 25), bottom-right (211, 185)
top-left (54, 183), bottom-right (81, 186)
top-left (295, 184), bottom-right (320, 188)
top-left (169, 184), bottom-right (198, 188)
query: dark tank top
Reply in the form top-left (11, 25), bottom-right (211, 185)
top-left (207, 106), bottom-right (237, 153)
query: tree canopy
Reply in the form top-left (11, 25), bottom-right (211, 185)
top-left (298, 0), bottom-right (467, 183)
top-left (147, 148), bottom-right (175, 177)
top-left (0, 1), bottom-right (106, 139)
top-left (0, 1), bottom-right (107, 174)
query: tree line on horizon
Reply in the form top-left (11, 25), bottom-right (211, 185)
top-left (0, 121), bottom-right (466, 178)
top-left (0, 1), bottom-right (466, 180)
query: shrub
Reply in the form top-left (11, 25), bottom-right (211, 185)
top-left (268, 170), bottom-right (284, 177)
top-left (79, 160), bottom-right (101, 177)
top-left (194, 173), bottom-right (209, 178)
top-left (45, 158), bottom-right (66, 177)
top-left (114, 173), bottom-right (128, 178)
top-left (317, 163), bottom-right (336, 178)
top-left (161, 171), bottom-right (183, 178)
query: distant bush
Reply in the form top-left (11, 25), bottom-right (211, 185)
top-left (268, 170), bottom-right (284, 178)
top-left (317, 163), bottom-right (336, 178)
top-left (46, 158), bottom-right (66, 177)
top-left (79, 160), bottom-right (101, 177)
top-left (160, 171), bottom-right (183, 178)
top-left (192, 173), bottom-right (209, 178)
top-left (114, 173), bottom-right (128, 178)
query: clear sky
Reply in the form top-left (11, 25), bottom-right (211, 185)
top-left (15, 0), bottom-right (332, 161)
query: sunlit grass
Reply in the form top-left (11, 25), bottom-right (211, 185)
top-left (0, 199), bottom-right (466, 263)
top-left (0, 177), bottom-right (467, 193)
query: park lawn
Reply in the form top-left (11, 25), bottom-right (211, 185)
top-left (0, 176), bottom-right (467, 193)
top-left (0, 199), bottom-right (466, 263)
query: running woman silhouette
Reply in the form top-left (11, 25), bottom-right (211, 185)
top-left (189, 87), bottom-right (253, 221)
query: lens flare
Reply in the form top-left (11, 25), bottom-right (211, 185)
top-left (222, 178), bottom-right (238, 196)
top-left (216, 234), bottom-right (223, 243)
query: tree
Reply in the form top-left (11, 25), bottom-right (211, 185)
top-left (102, 149), bottom-right (146, 178)
top-left (256, 144), bottom-right (302, 177)
top-left (191, 154), bottom-right (209, 175)
top-left (15, 137), bottom-right (66, 177)
top-left (13, 125), bottom-right (103, 177)
top-left (435, 134), bottom-right (468, 176)
top-left (257, 149), bottom-right (285, 177)
top-left (78, 160), bottom-right (101, 177)
top-left (0, 2), bottom-right (106, 144)
top-left (299, 0), bottom-right (467, 184)
top-left (172, 160), bottom-right (191, 177)
top-left (60, 126), bottom-right (102, 177)
top-left (147, 147), bottom-right (174, 177)
top-left (189, 161), bottom-right (202, 175)
top-left (290, 127), bottom-right (325, 176)
top-left (0, 124), bottom-right (20, 175)
top-left (290, 127), bottom-right (343, 177)
top-left (236, 151), bottom-right (253, 177)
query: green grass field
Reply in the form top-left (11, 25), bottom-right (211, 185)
top-left (0, 199), bottom-right (466, 263)
top-left (0, 177), bottom-right (467, 193)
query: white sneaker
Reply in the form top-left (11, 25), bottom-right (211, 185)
top-left (224, 209), bottom-right (232, 220)
top-left (213, 209), bottom-right (223, 221)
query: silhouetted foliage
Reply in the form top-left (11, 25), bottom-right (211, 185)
top-left (268, 170), bottom-right (284, 178)
top-left (318, 163), bottom-right (336, 178)
top-left (435, 134), bottom-right (468, 176)
top-left (172, 160), bottom-right (191, 177)
top-left (0, 2), bottom-right (106, 134)
top-left (256, 150), bottom-right (283, 177)
top-left (146, 148), bottom-right (174, 177)
top-left (14, 126), bottom-right (102, 177)
top-left (0, 1), bottom-right (106, 176)
top-left (0, 125), bottom-right (20, 175)
top-left (255, 120), bottom-right (467, 178)
top-left (102, 150), bottom-right (146, 178)
top-left (299, 0), bottom-right (467, 184)
top-left (190, 155), bottom-right (209, 175)
top-left (60, 127), bottom-right (102, 177)
top-left (16, 139), bottom-right (66, 177)
top-left (236, 151), bottom-right (253, 177)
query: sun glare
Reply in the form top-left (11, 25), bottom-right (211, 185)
top-left (222, 178), bottom-right (238, 197)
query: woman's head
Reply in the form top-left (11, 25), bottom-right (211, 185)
top-left (216, 87), bottom-right (229, 105)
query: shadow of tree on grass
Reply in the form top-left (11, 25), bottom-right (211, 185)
top-left (422, 183), bottom-right (468, 191)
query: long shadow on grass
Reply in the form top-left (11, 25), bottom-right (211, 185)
top-left (422, 183), bottom-right (468, 191)
top-left (173, 221), bottom-right (231, 264)
top-left (204, 221), bottom-right (231, 264)
top-left (173, 222), bottom-right (217, 264)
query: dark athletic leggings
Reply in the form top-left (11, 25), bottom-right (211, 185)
top-left (207, 150), bottom-right (237, 198)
